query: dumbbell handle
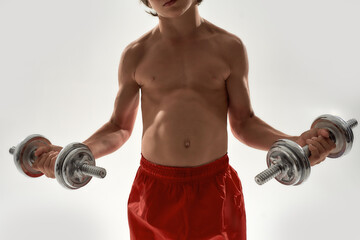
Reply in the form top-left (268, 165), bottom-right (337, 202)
top-left (9, 146), bottom-right (15, 155)
top-left (9, 146), bottom-right (106, 179)
top-left (302, 118), bottom-right (358, 157)
top-left (255, 164), bottom-right (283, 185)
top-left (79, 164), bottom-right (106, 179)
top-left (255, 118), bottom-right (358, 185)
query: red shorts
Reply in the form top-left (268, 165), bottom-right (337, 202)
top-left (128, 153), bottom-right (246, 240)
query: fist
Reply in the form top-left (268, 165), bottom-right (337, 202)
top-left (33, 144), bottom-right (63, 178)
top-left (296, 128), bottom-right (336, 166)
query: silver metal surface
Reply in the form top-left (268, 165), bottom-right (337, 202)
top-left (302, 145), bottom-right (310, 157)
top-left (347, 119), bottom-right (358, 129)
top-left (10, 135), bottom-right (51, 178)
top-left (255, 114), bottom-right (357, 186)
top-left (266, 139), bottom-right (311, 185)
top-left (11, 136), bottom-right (107, 189)
top-left (80, 164), bottom-right (107, 179)
top-left (311, 115), bottom-right (357, 158)
top-left (9, 147), bottom-right (15, 155)
top-left (255, 164), bottom-right (283, 185)
top-left (55, 142), bottom-right (106, 189)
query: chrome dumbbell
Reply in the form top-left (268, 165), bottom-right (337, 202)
top-left (255, 114), bottom-right (357, 186)
top-left (9, 134), bottom-right (107, 189)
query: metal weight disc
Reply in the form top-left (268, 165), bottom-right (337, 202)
top-left (55, 143), bottom-right (94, 189)
top-left (311, 114), bottom-right (354, 158)
top-left (267, 139), bottom-right (311, 185)
top-left (13, 134), bottom-right (51, 178)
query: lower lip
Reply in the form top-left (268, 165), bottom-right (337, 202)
top-left (164, 0), bottom-right (177, 7)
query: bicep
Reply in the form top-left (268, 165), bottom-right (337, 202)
top-left (110, 45), bottom-right (141, 133)
top-left (111, 81), bottom-right (140, 133)
top-left (226, 38), bottom-right (254, 128)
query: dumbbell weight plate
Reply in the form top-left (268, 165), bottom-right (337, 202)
top-left (13, 134), bottom-right (51, 178)
top-left (311, 114), bottom-right (354, 158)
top-left (267, 139), bottom-right (311, 185)
top-left (55, 143), bottom-right (95, 189)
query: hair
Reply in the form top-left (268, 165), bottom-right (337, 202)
top-left (140, 0), bottom-right (203, 17)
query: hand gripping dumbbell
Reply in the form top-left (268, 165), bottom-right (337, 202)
top-left (9, 134), bottom-right (107, 189)
top-left (254, 114), bottom-right (358, 186)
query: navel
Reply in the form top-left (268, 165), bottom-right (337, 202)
top-left (184, 138), bottom-right (191, 148)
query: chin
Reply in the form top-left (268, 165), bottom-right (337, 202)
top-left (159, 9), bottom-right (187, 18)
top-left (158, 1), bottom-right (193, 18)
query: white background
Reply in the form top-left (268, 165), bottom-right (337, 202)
top-left (1, 0), bottom-right (359, 239)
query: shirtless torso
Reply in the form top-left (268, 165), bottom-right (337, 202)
top-left (33, 1), bottom-right (333, 180)
top-left (131, 20), bottom-right (238, 166)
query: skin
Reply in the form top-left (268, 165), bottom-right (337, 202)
top-left (33, 0), bottom-right (335, 178)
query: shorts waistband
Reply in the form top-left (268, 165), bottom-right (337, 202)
top-left (139, 153), bottom-right (229, 181)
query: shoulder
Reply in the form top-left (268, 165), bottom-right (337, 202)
top-left (222, 34), bottom-right (246, 57)
top-left (218, 32), bottom-right (247, 65)
top-left (120, 28), bottom-right (155, 64)
top-left (119, 28), bottom-right (157, 81)
top-left (203, 20), bottom-right (247, 66)
top-left (203, 20), bottom-right (246, 51)
top-left (203, 20), bottom-right (248, 77)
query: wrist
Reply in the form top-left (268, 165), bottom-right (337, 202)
top-left (287, 135), bottom-right (300, 143)
top-left (82, 141), bottom-right (96, 155)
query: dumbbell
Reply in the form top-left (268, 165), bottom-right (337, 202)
top-left (9, 134), bottom-right (107, 189)
top-left (254, 114), bottom-right (357, 186)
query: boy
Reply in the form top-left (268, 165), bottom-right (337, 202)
top-left (34, 0), bottom-right (335, 239)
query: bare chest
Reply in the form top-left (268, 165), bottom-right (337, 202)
top-left (135, 40), bottom-right (230, 94)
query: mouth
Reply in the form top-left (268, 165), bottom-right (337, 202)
top-left (163, 0), bottom-right (177, 7)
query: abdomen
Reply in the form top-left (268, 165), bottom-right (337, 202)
top-left (141, 89), bottom-right (228, 166)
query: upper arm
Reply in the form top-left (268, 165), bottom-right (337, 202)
top-left (110, 42), bottom-right (141, 134)
top-left (225, 36), bottom-right (254, 130)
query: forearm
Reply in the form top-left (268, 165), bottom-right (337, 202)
top-left (83, 121), bottom-right (131, 159)
top-left (231, 115), bottom-right (299, 151)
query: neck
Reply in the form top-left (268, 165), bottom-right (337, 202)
top-left (157, 5), bottom-right (203, 40)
